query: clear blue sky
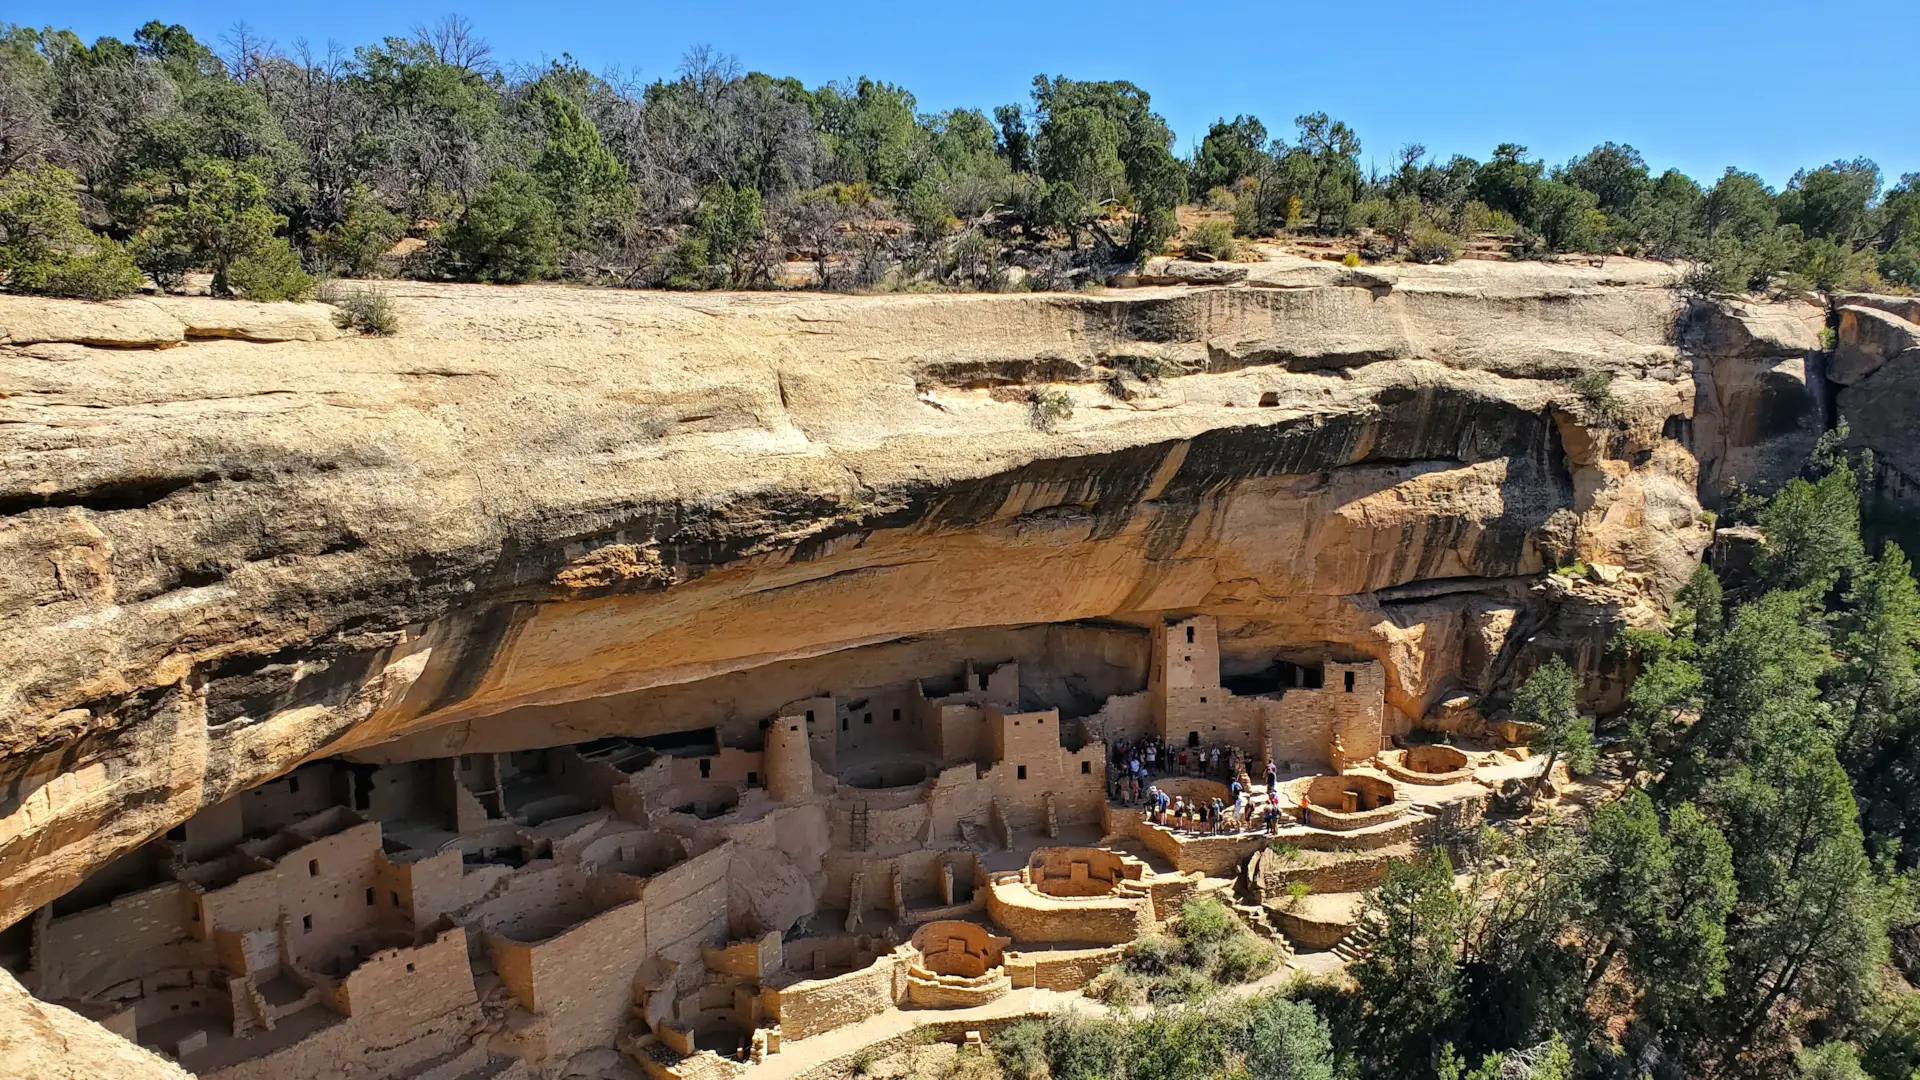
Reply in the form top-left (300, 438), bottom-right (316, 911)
top-left (37, 0), bottom-right (1919, 191)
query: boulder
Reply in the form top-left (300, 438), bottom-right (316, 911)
top-left (154, 296), bottom-right (344, 343)
top-left (1834, 292), bottom-right (1920, 325)
top-left (0, 967), bottom-right (192, 1080)
top-left (0, 296), bottom-right (184, 348)
top-left (1489, 778), bottom-right (1535, 816)
top-left (1831, 304), bottom-right (1920, 385)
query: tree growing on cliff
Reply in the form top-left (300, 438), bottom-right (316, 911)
top-left (1755, 459), bottom-right (1864, 596)
top-left (135, 155), bottom-right (294, 296)
top-left (1349, 850), bottom-right (1470, 1076)
top-left (1512, 656), bottom-right (1591, 793)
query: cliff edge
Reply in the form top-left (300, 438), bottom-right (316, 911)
top-left (0, 257), bottom-right (1820, 927)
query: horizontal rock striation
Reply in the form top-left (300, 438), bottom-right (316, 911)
top-left (0, 258), bottom-right (1767, 927)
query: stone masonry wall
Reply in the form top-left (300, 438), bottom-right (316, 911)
top-left (765, 956), bottom-right (901, 1041)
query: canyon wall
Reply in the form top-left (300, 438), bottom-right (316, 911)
top-left (0, 257), bottom-right (1840, 928)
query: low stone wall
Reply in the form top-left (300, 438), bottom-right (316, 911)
top-left (787, 1012), bottom-right (1055, 1080)
top-left (1132, 821), bottom-right (1268, 877)
top-left (1147, 778), bottom-right (1230, 806)
top-left (763, 956), bottom-right (901, 1042)
top-left (1295, 815), bottom-right (1427, 851)
top-left (1270, 907), bottom-right (1354, 951)
top-left (984, 876), bottom-right (1152, 945)
top-left (1007, 945), bottom-right (1126, 991)
top-left (1295, 803), bottom-right (1404, 832)
top-left (903, 969), bottom-right (1010, 1008)
top-left (1382, 747), bottom-right (1476, 786)
top-left (1245, 850), bottom-right (1397, 901)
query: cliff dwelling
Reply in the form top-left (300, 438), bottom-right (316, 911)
top-left (0, 612), bottom-right (1522, 1079)
top-left (6, 233), bottom-right (1885, 1080)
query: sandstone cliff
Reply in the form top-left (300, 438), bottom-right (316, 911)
top-left (0, 966), bottom-right (192, 1079)
top-left (0, 256), bottom-right (1809, 928)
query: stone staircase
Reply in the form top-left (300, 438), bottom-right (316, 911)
top-left (1229, 899), bottom-right (1296, 966)
top-left (1330, 913), bottom-right (1384, 964)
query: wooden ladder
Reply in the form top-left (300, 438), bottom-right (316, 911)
top-left (850, 802), bottom-right (870, 850)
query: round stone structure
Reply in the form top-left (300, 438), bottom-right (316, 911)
top-left (1384, 744), bottom-right (1475, 785)
top-left (904, 921), bottom-right (1012, 1007)
top-left (1298, 775), bottom-right (1404, 831)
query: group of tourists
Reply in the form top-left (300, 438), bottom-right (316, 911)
top-left (1103, 736), bottom-right (1304, 836)
top-left (1144, 783), bottom-right (1289, 835)
top-left (1107, 736), bottom-right (1246, 785)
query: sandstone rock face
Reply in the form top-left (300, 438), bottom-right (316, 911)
top-left (1682, 295), bottom-right (1828, 504)
top-left (0, 966), bottom-right (193, 1080)
top-left (1832, 304), bottom-right (1920, 386)
top-left (1838, 298), bottom-right (1920, 526)
top-left (0, 262), bottom-right (1731, 928)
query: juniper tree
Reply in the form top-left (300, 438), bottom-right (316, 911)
top-left (1512, 656), bottom-right (1592, 793)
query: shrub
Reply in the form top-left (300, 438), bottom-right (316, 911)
top-left (990, 1019), bottom-right (1050, 1080)
top-left (139, 157), bottom-right (287, 297)
top-left (1460, 200), bottom-right (1517, 236)
top-left (1216, 933), bottom-right (1281, 983)
top-left (943, 228), bottom-right (1000, 290)
top-left (437, 169), bottom-right (561, 284)
top-left (312, 187), bottom-right (406, 277)
top-left (1085, 965), bottom-right (1148, 1006)
top-left (321, 282), bottom-right (399, 336)
top-left (1203, 185), bottom-right (1237, 212)
top-left (1030, 388), bottom-right (1073, 431)
top-left (1112, 354), bottom-right (1177, 382)
top-left (1148, 967), bottom-right (1217, 1004)
top-left (1177, 897), bottom-right (1236, 946)
top-left (0, 164), bottom-right (143, 299)
top-left (1407, 224), bottom-right (1464, 264)
top-left (1572, 370), bottom-right (1627, 425)
top-left (1183, 218), bottom-right (1239, 260)
top-left (1340, 251), bottom-right (1361, 267)
top-left (228, 240), bottom-right (315, 301)
top-left (904, 179), bottom-right (956, 244)
top-left (1286, 880), bottom-right (1312, 910)
top-left (1125, 931), bottom-right (1180, 975)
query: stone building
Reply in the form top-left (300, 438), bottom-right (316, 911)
top-left (1149, 615), bottom-right (1386, 768)
top-left (5, 626), bottom-right (1397, 1079)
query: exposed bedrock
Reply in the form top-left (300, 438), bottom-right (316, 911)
top-left (0, 258), bottom-right (1810, 927)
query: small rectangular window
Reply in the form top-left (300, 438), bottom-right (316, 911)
top-left (747, 772), bottom-right (758, 787)
top-left (1081, 761), bottom-right (1091, 774)
top-left (841, 717), bottom-right (849, 731)
top-left (308, 859), bottom-right (319, 877)
top-left (302, 915), bottom-right (313, 933)
top-left (699, 759), bottom-right (711, 778)
top-left (1200, 696), bottom-right (1207, 704)
top-left (365, 888), bottom-right (375, 906)
top-left (391, 891), bottom-right (400, 907)
top-left (288, 776), bottom-right (300, 794)
top-left (892, 708), bottom-right (901, 721)
top-left (1017, 765), bottom-right (1027, 780)
top-left (166, 824), bottom-right (187, 842)
top-left (805, 709), bottom-right (814, 722)
top-left (1344, 671), bottom-right (1356, 693)
top-left (1186, 626), bottom-right (1195, 644)
top-left (405, 963), bottom-right (415, 973)
top-left (863, 712), bottom-right (872, 725)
